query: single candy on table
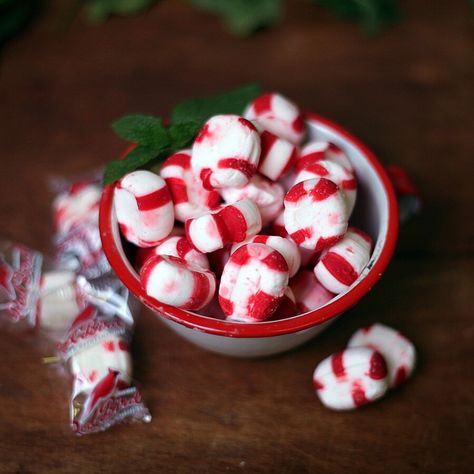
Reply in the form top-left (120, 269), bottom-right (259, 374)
top-left (219, 243), bottom-right (289, 322)
top-left (135, 235), bottom-right (209, 271)
top-left (185, 199), bottom-right (262, 254)
top-left (220, 174), bottom-right (284, 225)
top-left (140, 254), bottom-right (216, 311)
top-left (348, 323), bottom-right (416, 388)
top-left (314, 227), bottom-right (373, 294)
top-left (231, 234), bottom-right (301, 277)
top-left (191, 115), bottom-right (261, 190)
top-left (114, 170), bottom-right (174, 247)
top-left (290, 270), bottom-right (334, 313)
top-left (258, 130), bottom-right (299, 181)
top-left (244, 92), bottom-right (306, 145)
top-left (53, 181), bottom-right (101, 234)
top-left (313, 347), bottom-right (389, 410)
top-left (284, 178), bottom-right (349, 251)
top-left (293, 158), bottom-right (357, 215)
top-left (160, 149), bottom-right (221, 222)
top-left (298, 141), bottom-right (353, 172)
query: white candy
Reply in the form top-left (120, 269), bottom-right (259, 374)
top-left (314, 227), bottom-right (373, 294)
top-left (53, 182), bottom-right (101, 234)
top-left (244, 93), bottom-right (306, 145)
top-left (147, 235), bottom-right (209, 270)
top-left (185, 199), bottom-right (262, 254)
top-left (191, 115), bottom-right (261, 190)
top-left (299, 141), bottom-right (353, 172)
top-left (219, 243), bottom-right (289, 322)
top-left (220, 174), bottom-right (284, 225)
top-left (290, 270), bottom-right (334, 313)
top-left (114, 170), bottom-right (174, 247)
top-left (231, 235), bottom-right (301, 277)
top-left (140, 255), bottom-right (216, 310)
top-left (293, 158), bottom-right (357, 215)
top-left (160, 149), bottom-right (221, 222)
top-left (258, 131), bottom-right (299, 181)
top-left (348, 323), bottom-right (416, 388)
top-left (313, 347), bottom-right (389, 410)
top-left (37, 271), bottom-right (84, 334)
top-left (70, 335), bottom-right (132, 394)
top-left (284, 178), bottom-right (349, 251)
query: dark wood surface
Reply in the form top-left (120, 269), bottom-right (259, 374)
top-left (1, 1), bottom-right (473, 472)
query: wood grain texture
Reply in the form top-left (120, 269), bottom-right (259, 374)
top-left (0, 1), bottom-right (473, 472)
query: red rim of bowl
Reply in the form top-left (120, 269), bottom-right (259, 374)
top-left (99, 112), bottom-right (399, 338)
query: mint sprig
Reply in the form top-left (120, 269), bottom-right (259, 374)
top-left (104, 83), bottom-right (262, 184)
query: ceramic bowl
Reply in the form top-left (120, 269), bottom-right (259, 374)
top-left (99, 113), bottom-right (399, 357)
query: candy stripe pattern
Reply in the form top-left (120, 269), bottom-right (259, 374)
top-left (219, 243), bottom-right (289, 322)
top-left (231, 234), bottom-right (301, 277)
top-left (290, 271), bottom-right (334, 313)
top-left (314, 227), bottom-right (373, 294)
top-left (244, 92), bottom-right (306, 145)
top-left (283, 178), bottom-right (349, 251)
top-left (191, 115), bottom-right (260, 190)
top-left (348, 323), bottom-right (416, 388)
top-left (160, 150), bottom-right (221, 222)
top-left (313, 347), bottom-right (389, 410)
top-left (299, 141), bottom-right (353, 172)
top-left (114, 170), bottom-right (174, 247)
top-left (140, 255), bottom-right (216, 311)
top-left (220, 174), bottom-right (284, 225)
top-left (53, 182), bottom-right (102, 234)
top-left (185, 199), bottom-right (262, 254)
top-left (258, 131), bottom-right (299, 181)
top-left (294, 158), bottom-right (357, 215)
top-left (136, 235), bottom-right (209, 271)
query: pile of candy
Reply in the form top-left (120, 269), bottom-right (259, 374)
top-left (313, 323), bottom-right (416, 410)
top-left (0, 179), bottom-right (151, 435)
top-left (114, 93), bottom-right (373, 322)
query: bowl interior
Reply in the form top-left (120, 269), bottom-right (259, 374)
top-left (100, 113), bottom-right (398, 338)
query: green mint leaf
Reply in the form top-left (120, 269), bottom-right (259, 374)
top-left (85, 0), bottom-right (158, 24)
top-left (112, 114), bottom-right (169, 148)
top-left (104, 144), bottom-right (163, 184)
top-left (171, 83), bottom-right (262, 125)
top-left (313, 0), bottom-right (400, 34)
top-left (189, 0), bottom-right (282, 36)
top-left (168, 121), bottom-right (202, 150)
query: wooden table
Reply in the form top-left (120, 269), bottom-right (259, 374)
top-left (1, 1), bottom-right (472, 472)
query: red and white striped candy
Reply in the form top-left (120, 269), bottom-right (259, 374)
top-left (284, 178), bottom-right (349, 251)
top-left (185, 199), bottom-right (262, 253)
top-left (272, 287), bottom-right (298, 320)
top-left (348, 323), bottom-right (416, 388)
top-left (313, 347), bottom-right (389, 410)
top-left (299, 141), bottom-right (353, 172)
top-left (114, 170), bottom-right (174, 247)
top-left (290, 270), bottom-right (334, 313)
top-left (191, 115), bottom-right (260, 190)
top-left (160, 149), bottom-right (220, 222)
top-left (294, 159), bottom-right (357, 215)
top-left (270, 210), bottom-right (287, 238)
top-left (258, 131), bottom-right (299, 181)
top-left (220, 174), bottom-right (284, 225)
top-left (314, 227), bottom-right (373, 294)
top-left (135, 235), bottom-right (209, 271)
top-left (244, 93), bottom-right (306, 145)
top-left (231, 235), bottom-right (301, 277)
top-left (140, 255), bottom-right (216, 311)
top-left (53, 182), bottom-right (101, 234)
top-left (219, 243), bottom-right (289, 322)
